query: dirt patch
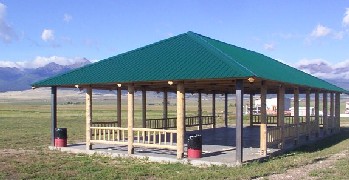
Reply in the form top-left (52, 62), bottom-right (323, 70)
top-left (255, 150), bottom-right (349, 180)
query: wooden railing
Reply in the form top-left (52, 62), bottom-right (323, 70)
top-left (145, 117), bottom-right (177, 129)
top-left (146, 116), bottom-right (215, 129)
top-left (267, 122), bottom-right (308, 146)
top-left (91, 121), bottom-right (118, 127)
top-left (91, 127), bottom-right (128, 145)
top-left (267, 126), bottom-right (282, 146)
top-left (133, 128), bottom-right (177, 150)
top-left (252, 115), bottom-right (322, 125)
top-left (90, 127), bottom-right (177, 150)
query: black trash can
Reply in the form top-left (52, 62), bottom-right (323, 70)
top-left (55, 128), bottom-right (67, 147)
top-left (187, 134), bottom-right (202, 158)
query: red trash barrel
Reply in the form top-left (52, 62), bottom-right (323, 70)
top-left (55, 128), bottom-right (67, 147)
top-left (187, 134), bottom-right (202, 158)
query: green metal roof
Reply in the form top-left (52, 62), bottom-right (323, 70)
top-left (32, 31), bottom-right (346, 93)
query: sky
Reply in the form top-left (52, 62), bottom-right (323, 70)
top-left (1, 0), bottom-right (349, 79)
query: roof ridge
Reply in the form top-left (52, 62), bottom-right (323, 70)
top-left (187, 31), bottom-right (257, 77)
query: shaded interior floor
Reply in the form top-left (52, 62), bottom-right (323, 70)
top-left (56, 126), bottom-right (331, 165)
top-left (59, 126), bottom-right (282, 165)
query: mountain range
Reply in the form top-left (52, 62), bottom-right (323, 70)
top-left (0, 58), bottom-right (91, 92)
top-left (0, 58), bottom-right (348, 92)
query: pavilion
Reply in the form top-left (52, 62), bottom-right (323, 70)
top-left (32, 31), bottom-right (347, 164)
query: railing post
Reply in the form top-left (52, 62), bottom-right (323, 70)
top-left (176, 82), bottom-right (185, 159)
top-left (212, 92), bottom-right (216, 129)
top-left (260, 81), bottom-right (267, 156)
top-left (86, 87), bottom-right (92, 150)
top-left (294, 87), bottom-right (300, 145)
top-left (128, 84), bottom-right (134, 155)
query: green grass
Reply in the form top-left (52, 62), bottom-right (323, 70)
top-left (1, 98), bottom-right (349, 179)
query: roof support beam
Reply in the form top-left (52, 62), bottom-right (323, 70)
top-left (163, 90), bottom-right (168, 129)
top-left (51, 86), bottom-right (57, 146)
top-left (142, 88), bottom-right (147, 128)
top-left (212, 92), bottom-right (216, 129)
top-left (306, 89), bottom-right (310, 140)
top-left (86, 87), bottom-right (92, 150)
top-left (277, 84), bottom-right (285, 149)
top-left (335, 93), bottom-right (341, 133)
top-left (249, 93), bottom-right (254, 127)
top-left (198, 91), bottom-right (202, 132)
top-left (315, 91), bottom-right (320, 137)
top-left (330, 92), bottom-right (334, 133)
top-left (117, 87), bottom-right (122, 127)
top-left (323, 92), bottom-right (328, 135)
top-left (260, 81), bottom-right (267, 156)
top-left (176, 82), bottom-right (185, 159)
top-left (224, 93), bottom-right (228, 128)
top-left (294, 87), bottom-right (300, 145)
top-left (128, 84), bottom-right (135, 155)
top-left (235, 79), bottom-right (244, 164)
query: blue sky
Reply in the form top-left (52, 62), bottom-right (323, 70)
top-left (1, 0), bottom-right (349, 77)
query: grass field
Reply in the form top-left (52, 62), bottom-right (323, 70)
top-left (1, 92), bottom-right (349, 179)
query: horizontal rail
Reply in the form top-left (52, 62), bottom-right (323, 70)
top-left (252, 115), bottom-right (322, 125)
top-left (146, 116), bottom-right (215, 129)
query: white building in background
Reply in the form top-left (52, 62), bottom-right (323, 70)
top-left (250, 97), bottom-right (291, 115)
top-left (289, 107), bottom-right (323, 116)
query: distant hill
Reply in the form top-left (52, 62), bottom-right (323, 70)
top-left (0, 58), bottom-right (91, 92)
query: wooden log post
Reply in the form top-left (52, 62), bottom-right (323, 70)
top-left (330, 92), bottom-right (334, 133)
top-left (142, 88), bottom-right (146, 128)
top-left (176, 82), bottom-right (185, 159)
top-left (305, 89), bottom-right (310, 140)
top-left (260, 81), bottom-right (267, 156)
top-left (249, 93), bottom-right (254, 127)
top-left (314, 91), bottom-right (320, 137)
top-left (236, 79), bottom-right (244, 164)
top-left (212, 92), bottom-right (216, 129)
top-left (128, 84), bottom-right (134, 155)
top-left (86, 87), bottom-right (92, 150)
top-left (117, 87), bottom-right (122, 127)
top-left (277, 85), bottom-right (285, 149)
top-left (163, 90), bottom-right (168, 129)
top-left (294, 87), bottom-right (300, 145)
top-left (198, 91), bottom-right (203, 131)
top-left (335, 93), bottom-right (341, 132)
top-left (323, 92), bottom-right (328, 136)
top-left (224, 93), bottom-right (228, 128)
top-left (51, 86), bottom-right (57, 146)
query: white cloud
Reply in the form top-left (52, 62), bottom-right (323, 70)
top-left (343, 8), bottom-right (349, 27)
top-left (63, 13), bottom-right (72, 23)
top-left (0, 56), bottom-right (89, 69)
top-left (41, 29), bottom-right (55, 41)
top-left (263, 43), bottom-right (275, 51)
top-left (310, 24), bottom-right (331, 37)
top-left (0, 3), bottom-right (17, 43)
